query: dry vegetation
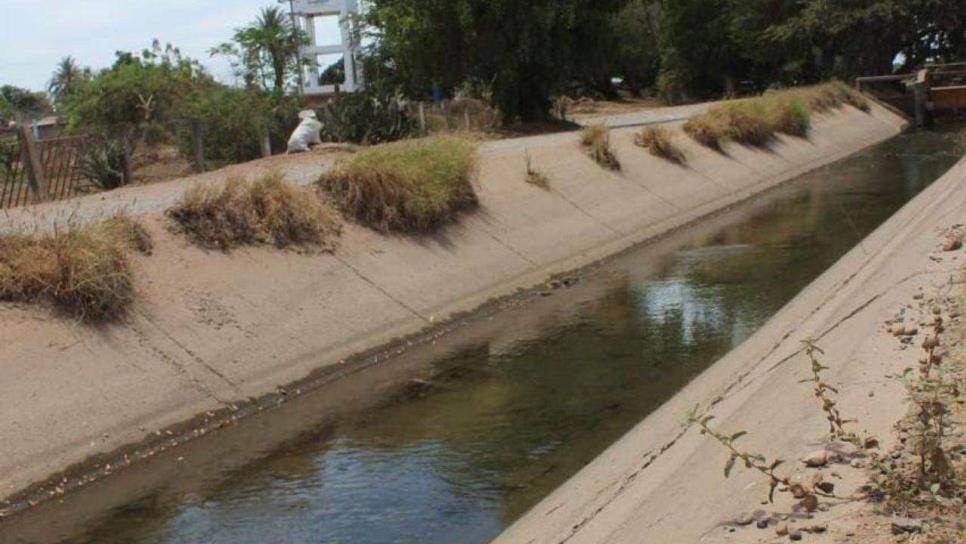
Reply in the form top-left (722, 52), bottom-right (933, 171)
top-left (684, 81), bottom-right (868, 151)
top-left (169, 173), bottom-right (340, 251)
top-left (580, 124), bottom-right (621, 171)
top-left (320, 136), bottom-right (479, 233)
top-left (0, 216), bottom-right (151, 321)
top-left (634, 125), bottom-right (687, 164)
top-left (524, 151), bottom-right (551, 190)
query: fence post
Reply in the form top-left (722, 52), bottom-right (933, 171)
top-left (259, 130), bottom-right (272, 158)
top-left (418, 103), bottom-right (426, 131)
top-left (191, 119), bottom-right (205, 172)
top-left (464, 108), bottom-right (471, 131)
top-left (17, 125), bottom-right (47, 202)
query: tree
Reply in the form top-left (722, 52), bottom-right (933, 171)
top-left (0, 85), bottom-right (51, 122)
top-left (364, 0), bottom-right (624, 122)
top-left (212, 7), bottom-right (304, 94)
top-left (62, 41), bottom-right (211, 131)
top-left (48, 56), bottom-right (91, 107)
top-left (610, 0), bottom-right (662, 96)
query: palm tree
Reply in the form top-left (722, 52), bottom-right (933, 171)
top-left (48, 56), bottom-right (87, 105)
top-left (219, 7), bottom-right (301, 93)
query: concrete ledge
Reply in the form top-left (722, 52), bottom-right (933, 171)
top-left (0, 102), bottom-right (906, 504)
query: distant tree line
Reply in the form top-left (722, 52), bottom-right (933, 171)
top-left (1, 1), bottom-right (962, 130)
top-left (360, 0), bottom-right (966, 120)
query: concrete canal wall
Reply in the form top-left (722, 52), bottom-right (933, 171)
top-left (0, 102), bottom-right (906, 506)
top-left (495, 148), bottom-right (966, 542)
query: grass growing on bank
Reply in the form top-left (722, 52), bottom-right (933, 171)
top-left (634, 126), bottom-right (687, 164)
top-left (580, 124), bottom-right (621, 171)
top-left (684, 81), bottom-right (868, 150)
top-left (0, 216), bottom-right (151, 321)
top-left (169, 174), bottom-right (340, 251)
top-left (320, 136), bottom-right (479, 233)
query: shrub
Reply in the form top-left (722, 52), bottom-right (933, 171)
top-left (320, 136), bottom-right (478, 233)
top-left (0, 216), bottom-right (151, 321)
top-left (169, 173), bottom-right (339, 251)
top-left (78, 137), bottom-right (130, 190)
top-left (580, 124), bottom-right (621, 170)
top-left (634, 125), bottom-right (687, 164)
top-left (319, 89), bottom-right (420, 145)
top-left (176, 88), bottom-right (300, 167)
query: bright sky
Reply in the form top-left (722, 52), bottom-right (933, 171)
top-left (0, 0), bottom-right (311, 92)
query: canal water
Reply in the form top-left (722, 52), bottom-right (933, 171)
top-left (3, 128), bottom-right (962, 544)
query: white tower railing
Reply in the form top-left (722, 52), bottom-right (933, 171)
top-left (291, 0), bottom-right (362, 95)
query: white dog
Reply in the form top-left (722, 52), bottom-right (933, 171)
top-left (286, 110), bottom-right (324, 153)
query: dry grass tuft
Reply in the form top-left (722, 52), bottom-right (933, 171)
top-left (320, 136), bottom-right (479, 233)
top-left (634, 126), bottom-right (687, 164)
top-left (684, 82), bottom-right (868, 150)
top-left (169, 173), bottom-right (340, 251)
top-left (524, 151), bottom-right (551, 190)
top-left (580, 124), bottom-right (621, 171)
top-left (0, 217), bottom-right (152, 321)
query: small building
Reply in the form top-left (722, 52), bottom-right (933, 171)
top-left (290, 0), bottom-right (363, 97)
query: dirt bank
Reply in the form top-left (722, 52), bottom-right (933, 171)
top-left (494, 155), bottom-right (966, 543)
top-left (0, 102), bottom-right (904, 510)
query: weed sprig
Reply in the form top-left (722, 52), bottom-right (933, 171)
top-left (687, 408), bottom-right (840, 510)
top-left (801, 340), bottom-right (860, 444)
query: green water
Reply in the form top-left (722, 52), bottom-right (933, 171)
top-left (2, 128), bottom-right (962, 544)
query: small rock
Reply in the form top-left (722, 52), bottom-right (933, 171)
top-left (816, 481), bottom-right (835, 494)
top-left (757, 518), bottom-right (771, 529)
top-left (891, 517), bottom-right (922, 534)
top-left (733, 512), bottom-right (756, 526)
top-left (776, 523), bottom-right (789, 536)
top-left (941, 236), bottom-right (962, 252)
top-left (789, 529), bottom-right (803, 541)
top-left (850, 459), bottom-right (866, 469)
top-left (801, 450), bottom-right (829, 467)
top-left (804, 524), bottom-right (827, 534)
top-left (864, 436), bottom-right (879, 449)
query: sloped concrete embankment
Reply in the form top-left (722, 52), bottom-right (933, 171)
top-left (0, 103), bottom-right (905, 505)
top-left (494, 158), bottom-right (966, 542)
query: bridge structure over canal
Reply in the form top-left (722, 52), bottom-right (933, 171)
top-left (857, 62), bottom-right (966, 126)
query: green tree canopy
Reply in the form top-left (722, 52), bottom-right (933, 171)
top-left (0, 85), bottom-right (51, 123)
top-left (211, 7), bottom-right (304, 94)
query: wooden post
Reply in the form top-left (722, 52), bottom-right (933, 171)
top-left (914, 69), bottom-right (930, 128)
top-left (464, 108), bottom-right (471, 131)
top-left (418, 103), bottom-right (426, 131)
top-left (191, 119), bottom-right (205, 172)
top-left (121, 142), bottom-right (133, 186)
top-left (17, 125), bottom-right (47, 201)
top-left (260, 130), bottom-right (272, 158)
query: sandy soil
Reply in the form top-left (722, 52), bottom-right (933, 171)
top-left (0, 102), bottom-right (906, 520)
top-left (495, 157), bottom-right (966, 544)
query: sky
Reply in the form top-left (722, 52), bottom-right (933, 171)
top-left (0, 0), bottom-right (316, 92)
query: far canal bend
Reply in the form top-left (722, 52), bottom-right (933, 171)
top-left (2, 127), bottom-right (962, 544)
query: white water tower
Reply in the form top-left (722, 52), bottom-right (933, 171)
top-left (289, 0), bottom-right (363, 95)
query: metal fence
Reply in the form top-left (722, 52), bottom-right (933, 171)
top-left (1, 130), bottom-right (90, 210)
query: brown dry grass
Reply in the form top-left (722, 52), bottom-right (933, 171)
top-left (169, 173), bottom-right (340, 251)
top-left (0, 216), bottom-right (151, 321)
top-left (634, 126), bottom-right (687, 164)
top-left (320, 136), bottom-right (479, 233)
top-left (580, 124), bottom-right (621, 171)
top-left (683, 81), bottom-right (866, 150)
